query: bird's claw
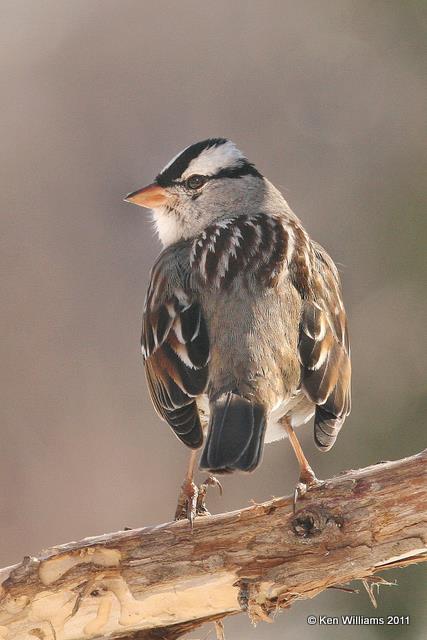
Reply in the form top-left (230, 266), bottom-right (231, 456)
top-left (200, 474), bottom-right (223, 495)
top-left (196, 475), bottom-right (223, 516)
top-left (174, 475), bottom-right (223, 526)
top-left (174, 479), bottom-right (198, 526)
top-left (293, 470), bottom-right (323, 513)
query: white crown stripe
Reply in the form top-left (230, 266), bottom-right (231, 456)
top-left (181, 141), bottom-right (243, 179)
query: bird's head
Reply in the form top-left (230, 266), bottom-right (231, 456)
top-left (124, 138), bottom-right (268, 246)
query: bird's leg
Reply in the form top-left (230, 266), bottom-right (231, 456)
top-left (174, 451), bottom-right (223, 526)
top-left (174, 449), bottom-right (199, 526)
top-left (282, 418), bottom-right (323, 511)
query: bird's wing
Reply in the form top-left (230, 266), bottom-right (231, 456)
top-left (142, 247), bottom-right (209, 449)
top-left (297, 242), bottom-right (351, 451)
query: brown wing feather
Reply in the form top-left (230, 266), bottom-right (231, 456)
top-left (142, 252), bottom-right (209, 449)
top-left (298, 244), bottom-right (351, 451)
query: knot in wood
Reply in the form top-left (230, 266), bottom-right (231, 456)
top-left (234, 578), bottom-right (251, 611)
top-left (292, 506), bottom-right (343, 538)
top-left (233, 579), bottom-right (271, 624)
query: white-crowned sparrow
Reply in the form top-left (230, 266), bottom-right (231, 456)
top-left (125, 138), bottom-right (351, 521)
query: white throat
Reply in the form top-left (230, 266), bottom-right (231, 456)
top-left (151, 208), bottom-right (184, 247)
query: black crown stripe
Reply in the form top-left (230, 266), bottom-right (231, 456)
top-left (156, 138), bottom-right (228, 186)
top-left (156, 140), bottom-right (262, 186)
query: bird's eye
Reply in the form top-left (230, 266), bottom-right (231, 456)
top-left (186, 174), bottom-right (207, 190)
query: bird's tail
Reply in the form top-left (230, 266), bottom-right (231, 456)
top-left (199, 392), bottom-right (267, 473)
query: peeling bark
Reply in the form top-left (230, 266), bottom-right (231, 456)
top-left (1, 450), bottom-right (426, 640)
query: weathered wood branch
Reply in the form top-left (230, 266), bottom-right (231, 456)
top-left (1, 450), bottom-right (426, 640)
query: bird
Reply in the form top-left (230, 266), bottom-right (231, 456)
top-left (124, 138), bottom-right (351, 523)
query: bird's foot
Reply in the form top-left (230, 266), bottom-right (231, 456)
top-left (174, 475), bottom-right (223, 526)
top-left (196, 475), bottom-right (223, 516)
top-left (293, 467), bottom-right (323, 513)
top-left (174, 479), bottom-right (199, 527)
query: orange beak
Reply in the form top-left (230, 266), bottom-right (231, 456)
top-left (123, 183), bottom-right (168, 208)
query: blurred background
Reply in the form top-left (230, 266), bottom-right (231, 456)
top-left (1, 1), bottom-right (426, 638)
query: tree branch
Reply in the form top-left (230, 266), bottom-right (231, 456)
top-left (1, 450), bottom-right (426, 640)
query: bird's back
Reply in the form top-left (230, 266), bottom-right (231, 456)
top-left (198, 275), bottom-right (302, 407)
